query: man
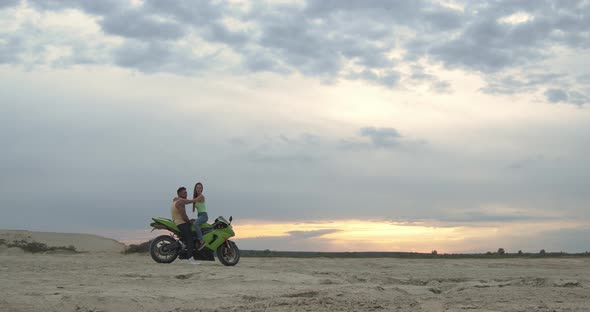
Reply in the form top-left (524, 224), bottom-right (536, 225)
top-left (171, 187), bottom-right (201, 265)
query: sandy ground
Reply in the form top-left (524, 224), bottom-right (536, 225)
top-left (0, 230), bottom-right (125, 253)
top-left (1, 251), bottom-right (589, 312)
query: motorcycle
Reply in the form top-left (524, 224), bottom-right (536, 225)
top-left (149, 215), bottom-right (240, 266)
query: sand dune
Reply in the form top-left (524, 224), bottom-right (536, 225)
top-left (0, 230), bottom-right (125, 254)
top-left (1, 231), bottom-right (589, 311)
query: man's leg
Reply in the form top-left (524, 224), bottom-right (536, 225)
top-left (178, 223), bottom-right (194, 257)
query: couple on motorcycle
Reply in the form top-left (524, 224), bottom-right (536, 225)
top-left (171, 182), bottom-right (209, 264)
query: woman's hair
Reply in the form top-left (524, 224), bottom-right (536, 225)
top-left (193, 182), bottom-right (203, 199)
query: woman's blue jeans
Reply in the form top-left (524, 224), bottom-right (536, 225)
top-left (194, 212), bottom-right (208, 241)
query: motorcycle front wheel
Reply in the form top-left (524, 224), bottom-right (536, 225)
top-left (150, 235), bottom-right (179, 263)
top-left (216, 241), bottom-right (240, 266)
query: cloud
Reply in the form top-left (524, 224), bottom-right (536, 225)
top-left (100, 10), bottom-right (186, 40)
top-left (498, 227), bottom-right (590, 253)
top-left (27, 0), bottom-right (126, 15)
top-left (436, 211), bottom-right (554, 223)
top-left (578, 74), bottom-right (590, 84)
top-left (0, 0), bottom-right (19, 9)
top-left (506, 155), bottom-right (548, 170)
top-left (428, 20), bottom-right (523, 73)
top-left (2, 2), bottom-right (590, 254)
top-left (430, 80), bottom-right (451, 93)
top-left (0, 36), bottom-right (22, 64)
top-left (112, 40), bottom-right (217, 73)
top-left (545, 88), bottom-right (569, 103)
top-left (545, 88), bottom-right (589, 106)
top-left (0, 0), bottom-right (586, 96)
top-left (235, 133), bottom-right (324, 166)
top-left (348, 70), bottom-right (401, 88)
top-left (285, 229), bottom-right (341, 239)
top-left (359, 127), bottom-right (402, 148)
top-left (481, 72), bottom-right (567, 95)
top-left (410, 0), bottom-right (590, 96)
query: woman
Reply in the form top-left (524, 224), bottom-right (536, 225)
top-left (192, 182), bottom-right (208, 250)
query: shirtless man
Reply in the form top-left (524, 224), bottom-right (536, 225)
top-left (171, 187), bottom-right (200, 264)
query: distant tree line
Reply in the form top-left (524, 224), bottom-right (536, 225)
top-left (239, 248), bottom-right (590, 259)
top-left (116, 240), bottom-right (590, 259)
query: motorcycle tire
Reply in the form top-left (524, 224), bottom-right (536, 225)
top-left (150, 235), bottom-right (179, 263)
top-left (216, 240), bottom-right (240, 266)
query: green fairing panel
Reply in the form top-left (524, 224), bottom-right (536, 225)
top-left (205, 227), bottom-right (235, 250)
top-left (152, 217), bottom-right (179, 231)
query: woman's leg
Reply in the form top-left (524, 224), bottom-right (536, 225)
top-left (194, 212), bottom-right (208, 242)
top-left (193, 219), bottom-right (204, 241)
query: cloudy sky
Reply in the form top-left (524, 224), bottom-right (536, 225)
top-left (1, 0), bottom-right (589, 253)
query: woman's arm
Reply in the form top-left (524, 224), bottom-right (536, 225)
top-left (177, 198), bottom-right (199, 205)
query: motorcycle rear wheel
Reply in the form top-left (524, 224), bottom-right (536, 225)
top-left (216, 241), bottom-right (240, 266)
top-left (150, 235), bottom-right (179, 263)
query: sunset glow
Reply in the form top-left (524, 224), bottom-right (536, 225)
top-left (227, 219), bottom-right (586, 253)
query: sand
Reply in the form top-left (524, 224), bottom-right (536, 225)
top-left (0, 230), bottom-right (125, 254)
top-left (0, 232), bottom-right (589, 311)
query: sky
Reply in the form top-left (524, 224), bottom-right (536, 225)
top-left (1, 0), bottom-right (589, 253)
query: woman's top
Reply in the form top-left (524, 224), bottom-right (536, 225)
top-left (194, 198), bottom-right (207, 214)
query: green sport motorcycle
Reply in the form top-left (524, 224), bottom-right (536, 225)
top-left (149, 216), bottom-right (240, 266)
